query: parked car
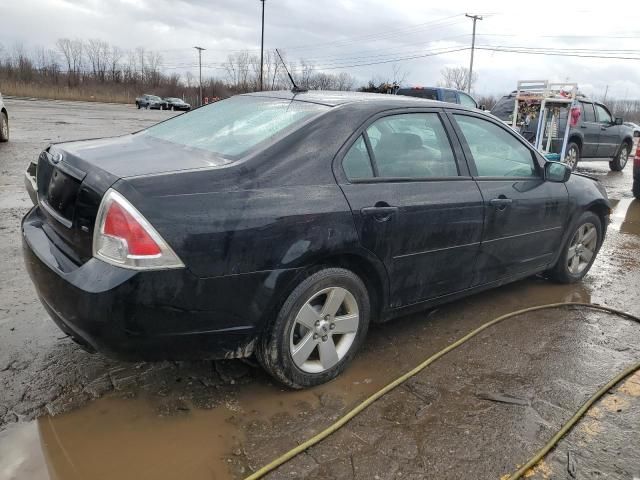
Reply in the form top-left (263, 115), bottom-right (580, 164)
top-left (624, 122), bottom-right (640, 138)
top-left (163, 97), bottom-right (191, 111)
top-left (22, 91), bottom-right (610, 388)
top-left (491, 93), bottom-right (634, 171)
top-left (634, 142), bottom-right (640, 199)
top-left (0, 92), bottom-right (8, 142)
top-left (395, 86), bottom-right (481, 109)
top-left (135, 94), bottom-right (167, 110)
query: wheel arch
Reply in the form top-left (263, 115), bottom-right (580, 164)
top-left (568, 134), bottom-right (583, 152)
top-left (620, 136), bottom-right (634, 154)
top-left (586, 200), bottom-right (611, 235)
top-left (268, 249), bottom-right (389, 328)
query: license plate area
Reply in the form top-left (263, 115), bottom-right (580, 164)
top-left (37, 151), bottom-right (86, 228)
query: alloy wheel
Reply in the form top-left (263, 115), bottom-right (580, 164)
top-left (618, 146), bottom-right (629, 168)
top-left (564, 147), bottom-right (578, 170)
top-left (289, 286), bottom-right (359, 374)
top-left (567, 223), bottom-right (597, 275)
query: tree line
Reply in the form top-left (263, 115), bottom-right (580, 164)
top-left (0, 39), bottom-right (356, 105)
top-left (1, 40), bottom-right (638, 123)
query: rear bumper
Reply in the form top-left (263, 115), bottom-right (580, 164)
top-left (22, 207), bottom-right (299, 361)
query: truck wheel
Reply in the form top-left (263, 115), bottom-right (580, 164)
top-left (258, 268), bottom-right (370, 389)
top-left (547, 211), bottom-right (602, 284)
top-left (564, 142), bottom-right (580, 171)
top-left (0, 112), bottom-right (8, 142)
top-left (609, 143), bottom-right (630, 171)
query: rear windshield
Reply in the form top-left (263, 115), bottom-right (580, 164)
top-left (142, 95), bottom-right (330, 159)
top-left (396, 88), bottom-right (438, 100)
top-left (490, 95), bottom-right (515, 121)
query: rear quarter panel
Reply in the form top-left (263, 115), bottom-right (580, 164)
top-left (115, 181), bottom-right (361, 279)
top-left (117, 104), bottom-right (382, 279)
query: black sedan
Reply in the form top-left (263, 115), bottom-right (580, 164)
top-left (22, 91), bottom-right (610, 388)
top-left (163, 97), bottom-right (191, 111)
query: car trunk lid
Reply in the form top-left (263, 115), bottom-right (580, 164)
top-left (33, 134), bottom-right (228, 265)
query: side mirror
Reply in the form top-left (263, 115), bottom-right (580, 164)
top-left (615, 117), bottom-right (623, 125)
top-left (545, 161), bottom-right (571, 182)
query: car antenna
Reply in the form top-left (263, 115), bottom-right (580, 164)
top-left (275, 48), bottom-right (307, 94)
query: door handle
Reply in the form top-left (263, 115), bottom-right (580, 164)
top-left (489, 197), bottom-right (513, 210)
top-left (361, 205), bottom-right (398, 220)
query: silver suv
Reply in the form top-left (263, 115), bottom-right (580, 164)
top-left (0, 93), bottom-right (8, 142)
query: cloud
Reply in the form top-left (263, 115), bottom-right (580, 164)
top-left (0, 0), bottom-right (638, 98)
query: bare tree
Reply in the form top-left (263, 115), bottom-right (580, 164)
top-left (439, 66), bottom-right (477, 92)
top-left (86, 39), bottom-right (110, 81)
top-left (391, 63), bottom-right (408, 86)
top-left (108, 45), bottom-right (123, 82)
top-left (223, 51), bottom-right (252, 92)
top-left (145, 50), bottom-right (162, 86)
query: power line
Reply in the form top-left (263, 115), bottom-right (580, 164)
top-left (476, 46), bottom-right (640, 60)
top-left (279, 14), bottom-right (465, 51)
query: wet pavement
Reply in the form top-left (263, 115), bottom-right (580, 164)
top-left (1, 98), bottom-right (640, 480)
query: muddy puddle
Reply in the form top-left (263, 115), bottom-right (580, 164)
top-left (2, 188), bottom-right (640, 480)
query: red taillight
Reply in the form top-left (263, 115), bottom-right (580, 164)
top-left (103, 202), bottom-right (161, 256)
top-left (93, 189), bottom-right (184, 270)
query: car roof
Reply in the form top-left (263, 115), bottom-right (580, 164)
top-left (243, 90), bottom-right (449, 108)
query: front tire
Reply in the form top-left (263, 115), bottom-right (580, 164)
top-left (258, 268), bottom-right (370, 389)
top-left (609, 143), bottom-right (630, 171)
top-left (564, 142), bottom-right (580, 171)
top-left (547, 211), bottom-right (602, 283)
top-left (0, 112), bottom-right (8, 142)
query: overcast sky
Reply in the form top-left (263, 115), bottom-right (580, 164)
top-left (1, 0), bottom-right (639, 98)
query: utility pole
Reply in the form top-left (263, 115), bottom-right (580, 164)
top-left (260, 0), bottom-right (266, 91)
top-left (465, 13), bottom-right (482, 94)
top-left (603, 84), bottom-right (609, 103)
top-left (194, 46), bottom-right (205, 106)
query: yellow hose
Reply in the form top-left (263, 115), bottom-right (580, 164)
top-left (244, 302), bottom-right (640, 480)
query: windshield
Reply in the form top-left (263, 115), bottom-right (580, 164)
top-left (148, 95), bottom-right (161, 101)
top-left (142, 95), bottom-right (330, 159)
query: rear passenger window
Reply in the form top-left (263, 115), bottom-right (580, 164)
top-left (365, 113), bottom-right (458, 178)
top-left (342, 135), bottom-right (374, 180)
top-left (582, 102), bottom-right (596, 122)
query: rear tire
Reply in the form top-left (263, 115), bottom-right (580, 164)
top-left (609, 143), bottom-right (630, 171)
top-left (564, 142), bottom-right (580, 171)
top-left (547, 211), bottom-right (602, 284)
top-left (258, 268), bottom-right (370, 389)
top-left (0, 112), bottom-right (8, 142)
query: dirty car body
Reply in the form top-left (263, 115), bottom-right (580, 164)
top-left (22, 91), bottom-right (610, 367)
